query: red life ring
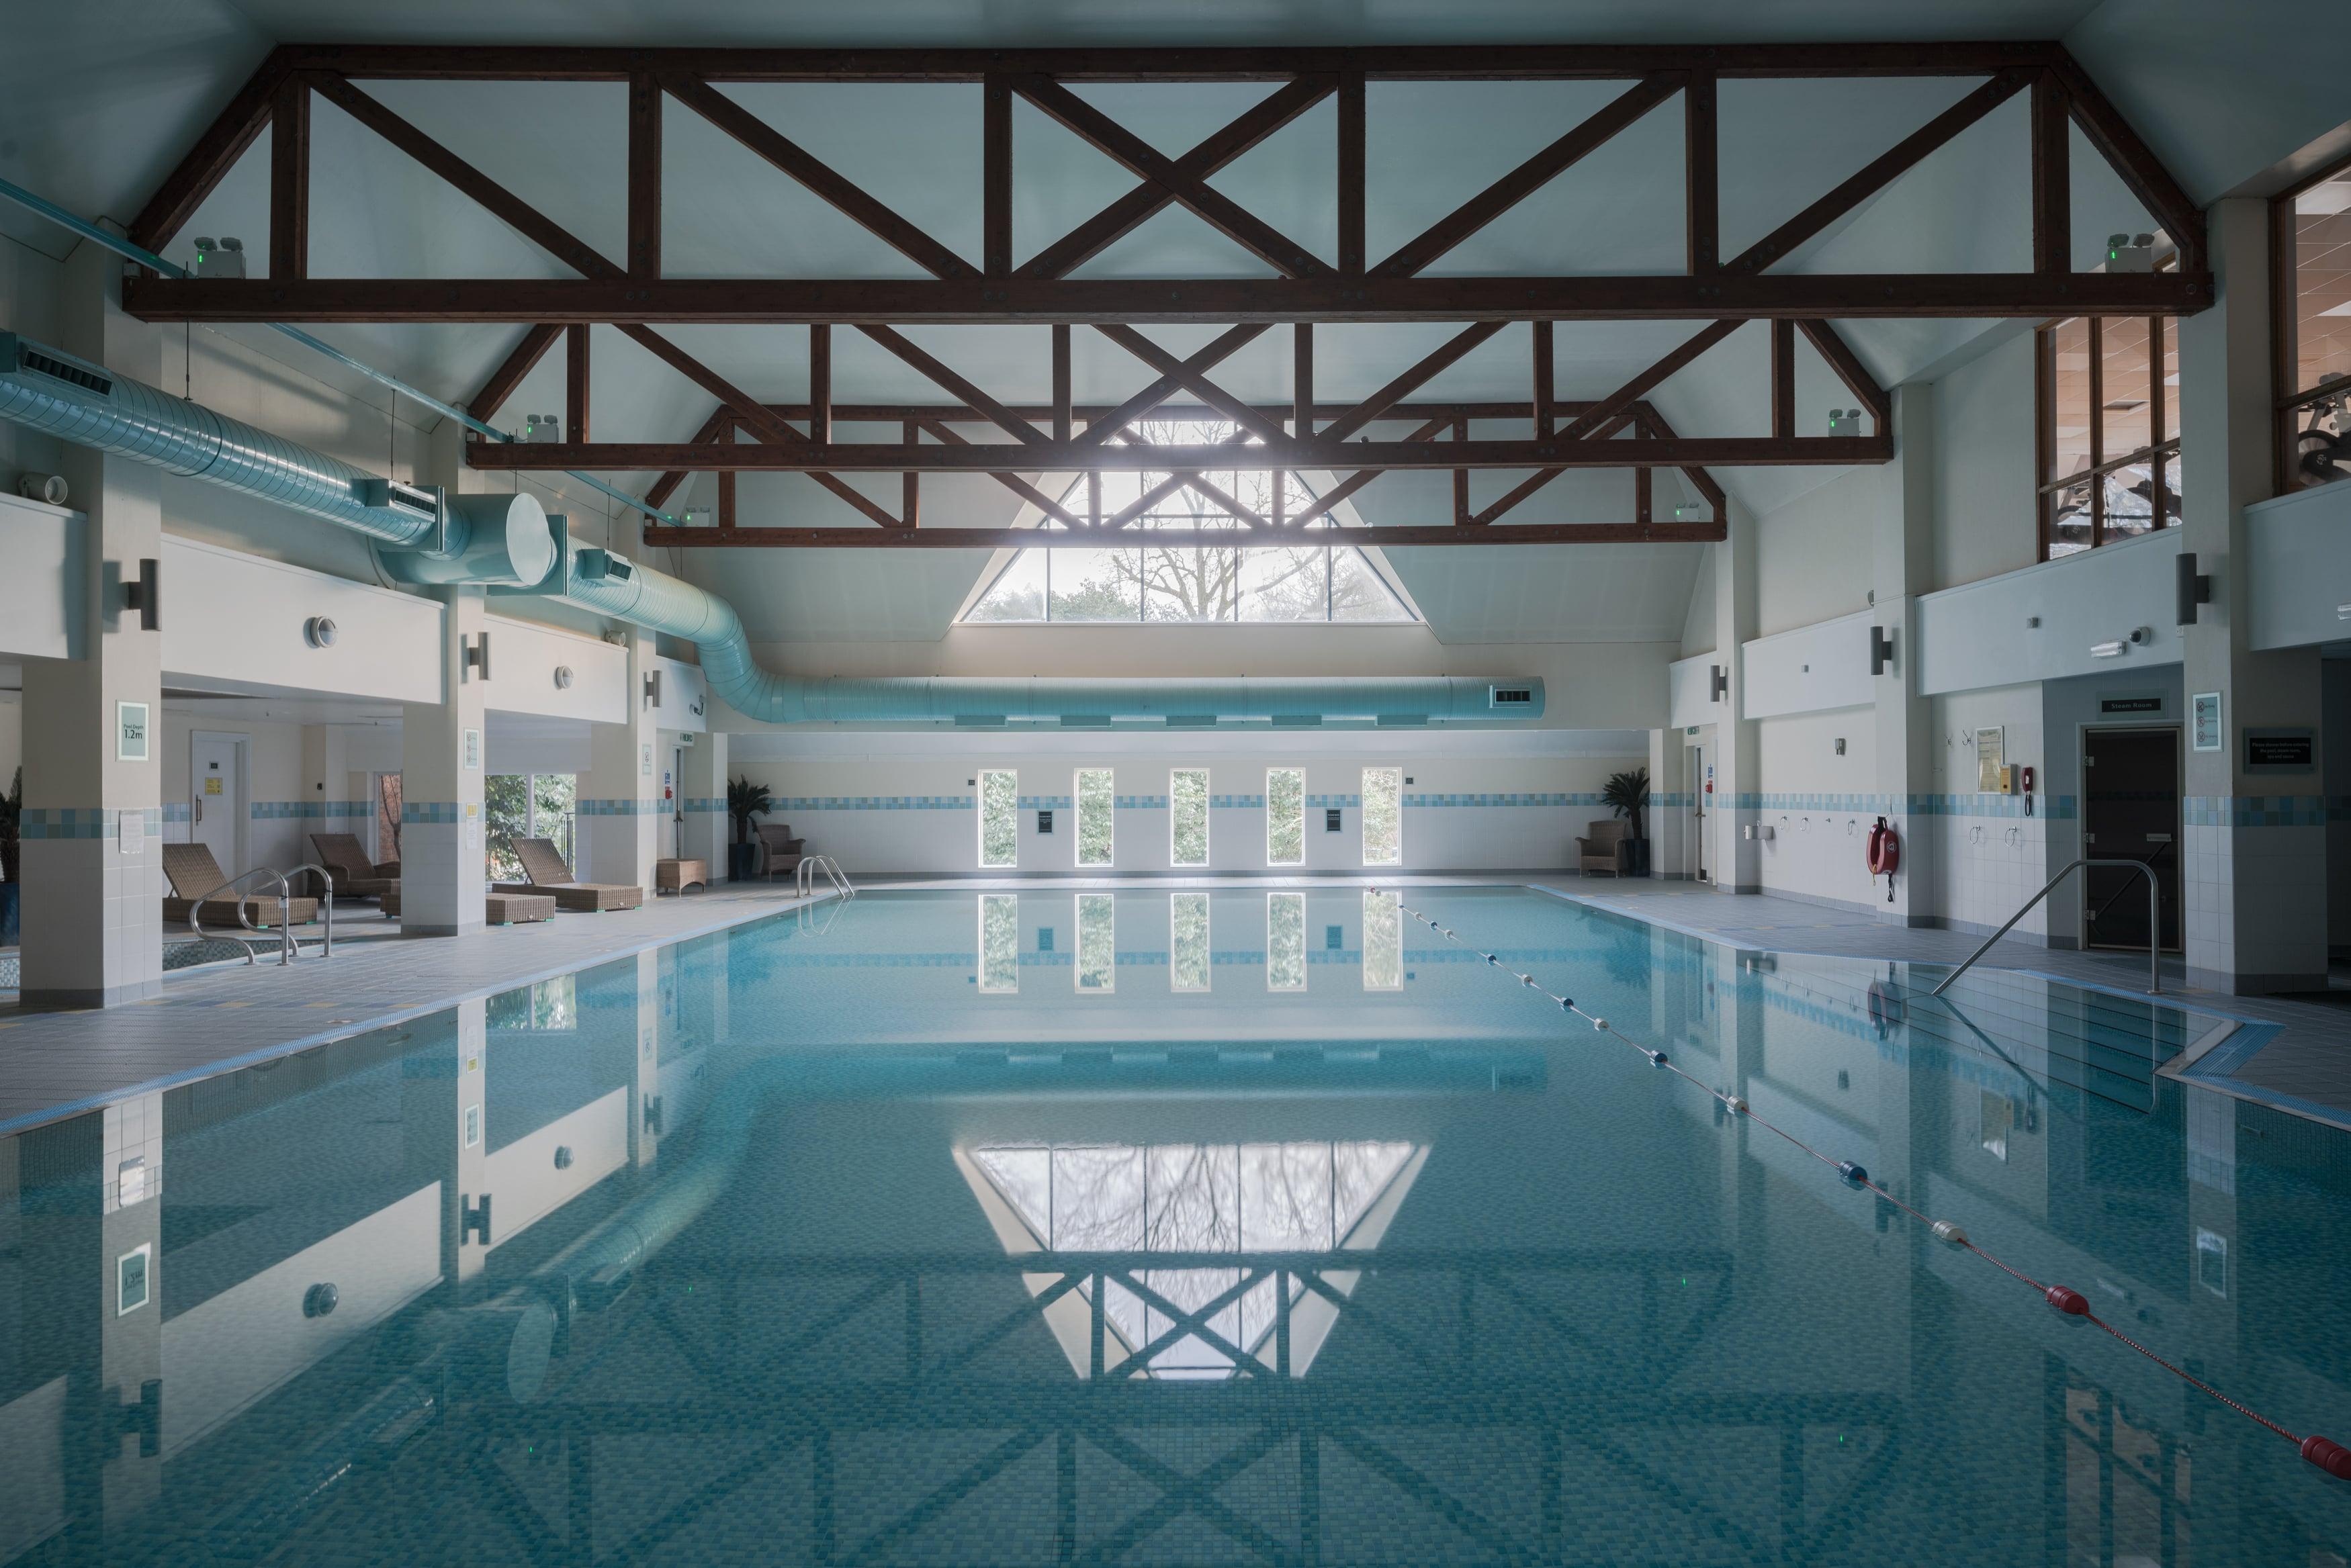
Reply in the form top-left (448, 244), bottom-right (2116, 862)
top-left (1867, 978), bottom-right (1904, 1035)
top-left (1867, 816), bottom-right (1900, 903)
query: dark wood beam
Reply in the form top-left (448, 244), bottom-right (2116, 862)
top-left (660, 72), bottom-right (973, 279)
top-left (629, 71), bottom-right (662, 278)
top-left (1685, 71), bottom-right (1717, 275)
top-left (2031, 69), bottom-right (2070, 277)
top-left (1558, 320), bottom-right (1738, 441)
top-left (123, 271), bottom-right (2212, 322)
top-left (1636, 463), bottom-right (1653, 525)
top-left (809, 323), bottom-right (831, 445)
top-left (918, 420), bottom-right (1086, 528)
top-left (1771, 318), bottom-right (1795, 440)
top-left (856, 324), bottom-right (1045, 444)
top-left (1010, 75), bottom-right (1331, 279)
top-left (1051, 325), bottom-right (1071, 441)
top-left (1290, 416), bottom-right (1448, 526)
top-left (983, 77), bottom-right (1012, 277)
top-left (1532, 320), bottom-right (1554, 437)
top-left (269, 74), bottom-right (310, 283)
top-left (641, 520), bottom-right (1726, 547)
top-left (717, 464), bottom-right (736, 528)
top-left (129, 48), bottom-right (291, 255)
top-left (717, 397), bottom-right (1675, 424)
top-left (1633, 408), bottom-right (1729, 514)
top-left (1092, 324), bottom-right (1292, 447)
top-left (472, 432), bottom-right (1887, 472)
top-left (1797, 320), bottom-right (1892, 426)
top-left (1374, 73), bottom-right (1681, 277)
top-left (1075, 324), bottom-right (1270, 447)
top-left (1726, 69), bottom-right (2030, 274)
top-left (1462, 412), bottom-right (1638, 524)
top-left (903, 421), bottom-right (922, 528)
top-left (2048, 50), bottom-right (2205, 273)
top-left (466, 323), bottom-right (562, 424)
top-left (1321, 322), bottom-right (1507, 441)
top-left (1018, 75), bottom-right (1333, 279)
top-left (1337, 73), bottom-right (1366, 275)
top-left (311, 73), bottom-right (620, 276)
top-left (269, 41), bottom-right (2064, 83)
top-left (1453, 417), bottom-right (1473, 524)
top-left (566, 322), bottom-right (590, 442)
top-left (644, 406), bottom-right (729, 509)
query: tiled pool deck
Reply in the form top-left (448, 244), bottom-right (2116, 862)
top-left (2, 872), bottom-right (2345, 1135)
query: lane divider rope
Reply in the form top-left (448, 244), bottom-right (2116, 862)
top-left (1385, 892), bottom-right (2351, 1483)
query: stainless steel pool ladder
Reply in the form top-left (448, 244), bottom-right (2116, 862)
top-left (795, 854), bottom-right (855, 899)
top-left (186, 863), bottom-right (336, 966)
top-left (1931, 857), bottom-right (2160, 997)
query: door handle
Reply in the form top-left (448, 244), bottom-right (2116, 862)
top-left (193, 797), bottom-right (204, 825)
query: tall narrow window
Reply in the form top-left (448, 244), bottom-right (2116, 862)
top-left (979, 893), bottom-right (1020, 992)
top-left (1362, 890), bottom-right (1403, 990)
top-left (1076, 893), bottom-right (1116, 993)
top-left (2035, 302), bottom-right (2182, 558)
top-left (978, 770), bottom-right (1018, 868)
top-left (1075, 768), bottom-right (1115, 868)
top-left (1266, 768), bottom-right (1305, 866)
top-left (2276, 156), bottom-right (2351, 490)
top-left (1170, 768), bottom-right (1210, 867)
top-left (1171, 892), bottom-right (1211, 992)
top-left (1266, 892), bottom-right (1306, 990)
top-left (1361, 768), bottom-right (1403, 866)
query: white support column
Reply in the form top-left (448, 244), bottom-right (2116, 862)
top-left (580, 631), bottom-right (660, 890)
top-left (1645, 728), bottom-right (1686, 880)
top-left (2178, 199), bottom-right (2330, 993)
top-left (1710, 504), bottom-right (1761, 892)
top-left (17, 240), bottom-right (165, 1008)
top-left (297, 724), bottom-right (355, 896)
top-left (1871, 383), bottom-right (1940, 927)
top-left (398, 587), bottom-right (487, 936)
top-left (682, 728), bottom-right (730, 880)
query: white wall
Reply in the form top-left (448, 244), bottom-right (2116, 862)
top-left (1753, 468), bottom-right (1877, 637)
top-left (1931, 331), bottom-right (2039, 592)
top-left (1928, 684), bottom-right (2051, 939)
top-left (730, 733), bottom-right (1646, 875)
top-left (1751, 707), bottom-right (1884, 910)
top-left (1915, 528), bottom-right (2182, 696)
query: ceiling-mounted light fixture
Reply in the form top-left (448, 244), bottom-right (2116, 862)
top-left (553, 665), bottom-right (574, 690)
top-left (2090, 640), bottom-right (2127, 659)
top-left (1868, 625), bottom-right (1895, 676)
top-left (303, 615), bottom-right (337, 648)
top-left (1828, 409), bottom-right (1863, 436)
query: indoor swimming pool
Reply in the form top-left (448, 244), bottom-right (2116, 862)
top-left (2, 885), bottom-right (2347, 1565)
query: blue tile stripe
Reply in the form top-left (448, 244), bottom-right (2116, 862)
top-left (402, 801), bottom-right (461, 825)
top-left (1210, 795), bottom-right (1268, 809)
top-left (1116, 796), bottom-right (1171, 809)
top-left (775, 796), bottom-right (974, 811)
top-left (161, 802), bottom-right (191, 823)
top-left (19, 807), bottom-right (164, 840)
top-left (578, 798), bottom-right (668, 816)
top-left (2184, 794), bottom-right (2328, 828)
top-left (1403, 792), bottom-right (1607, 809)
top-left (1733, 792), bottom-right (2083, 821)
top-left (249, 800), bottom-right (372, 820)
top-left (1017, 796), bottom-right (1075, 811)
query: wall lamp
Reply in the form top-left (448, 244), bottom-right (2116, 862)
top-left (644, 670), bottom-right (663, 708)
top-left (1868, 625), bottom-right (1895, 676)
top-left (2176, 552), bottom-right (2211, 626)
top-left (462, 631), bottom-right (491, 680)
top-left (1710, 665), bottom-right (1728, 701)
top-left (303, 615), bottom-right (337, 648)
top-left (122, 557), bottom-right (159, 631)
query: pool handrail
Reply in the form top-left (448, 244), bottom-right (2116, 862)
top-left (1930, 856), bottom-right (2162, 997)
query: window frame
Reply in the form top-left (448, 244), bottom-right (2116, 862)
top-left (1074, 767), bottom-right (1115, 868)
top-left (977, 892), bottom-right (1020, 993)
top-left (2272, 148), bottom-right (2351, 492)
top-left (2033, 308), bottom-right (2179, 560)
top-left (1169, 767), bottom-right (1210, 868)
top-left (1170, 891), bottom-right (1212, 993)
top-left (1265, 766), bottom-right (1306, 867)
top-left (1266, 890), bottom-right (1307, 992)
top-left (1075, 892), bottom-right (1116, 993)
top-left (1360, 766), bottom-right (1404, 868)
top-left (976, 768), bottom-right (1019, 869)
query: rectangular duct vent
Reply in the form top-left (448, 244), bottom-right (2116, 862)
top-left (359, 477), bottom-right (441, 519)
top-left (1164, 715), bottom-right (1218, 729)
top-left (18, 344), bottom-right (112, 396)
top-left (952, 714), bottom-right (1007, 728)
top-left (1490, 686), bottom-right (1534, 707)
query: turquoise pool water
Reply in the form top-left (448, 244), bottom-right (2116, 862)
top-left (2, 885), bottom-right (2348, 1565)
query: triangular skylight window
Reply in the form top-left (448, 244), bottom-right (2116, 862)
top-left (962, 418), bottom-right (1417, 623)
top-left (959, 1139), bottom-right (1425, 1379)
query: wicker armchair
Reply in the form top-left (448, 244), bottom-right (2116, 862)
top-left (757, 823), bottom-right (805, 881)
top-left (1576, 820), bottom-right (1632, 877)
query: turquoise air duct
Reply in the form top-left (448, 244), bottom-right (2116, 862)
top-left (0, 327), bottom-right (1545, 725)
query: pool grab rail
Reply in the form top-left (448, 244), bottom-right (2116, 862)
top-left (1931, 857), bottom-right (2162, 997)
top-left (1382, 888), bottom-right (2351, 1483)
top-left (185, 864), bottom-right (335, 966)
top-left (796, 855), bottom-right (855, 900)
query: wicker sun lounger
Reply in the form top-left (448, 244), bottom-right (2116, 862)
top-left (309, 832), bottom-right (400, 899)
top-left (492, 837), bottom-right (646, 912)
top-left (162, 842), bottom-right (318, 929)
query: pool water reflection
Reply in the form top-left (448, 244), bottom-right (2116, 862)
top-left (1, 886), bottom-right (2346, 1565)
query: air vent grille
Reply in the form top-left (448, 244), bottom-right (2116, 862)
top-left (1491, 686), bottom-right (1534, 706)
top-left (19, 347), bottom-right (112, 397)
top-left (1164, 715), bottom-right (1218, 729)
top-left (952, 714), bottom-right (1008, 728)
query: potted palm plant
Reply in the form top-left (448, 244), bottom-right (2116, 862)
top-left (727, 775), bottom-right (773, 881)
top-left (1601, 766), bottom-right (1650, 877)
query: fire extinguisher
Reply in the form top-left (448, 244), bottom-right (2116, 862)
top-left (1867, 816), bottom-right (1900, 903)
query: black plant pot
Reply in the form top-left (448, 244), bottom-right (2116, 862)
top-left (1622, 838), bottom-right (1651, 878)
top-left (729, 843), bottom-right (760, 881)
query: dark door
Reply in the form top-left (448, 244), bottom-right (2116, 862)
top-left (2082, 727), bottom-right (2182, 953)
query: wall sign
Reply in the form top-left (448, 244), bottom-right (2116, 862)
top-left (1975, 727), bottom-right (2006, 793)
top-left (119, 809), bottom-right (144, 856)
top-left (2099, 694), bottom-right (2164, 715)
top-left (115, 700), bottom-right (149, 762)
top-left (462, 727), bottom-right (482, 769)
top-left (2190, 692), bottom-right (2222, 751)
top-left (2244, 728), bottom-right (2315, 773)
top-left (117, 1244), bottom-right (152, 1316)
top-left (641, 742), bottom-right (654, 778)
